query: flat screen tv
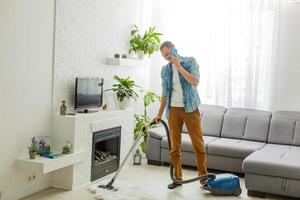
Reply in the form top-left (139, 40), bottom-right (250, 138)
top-left (75, 77), bottom-right (104, 112)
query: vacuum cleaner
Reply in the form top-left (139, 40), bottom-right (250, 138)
top-left (98, 119), bottom-right (242, 196)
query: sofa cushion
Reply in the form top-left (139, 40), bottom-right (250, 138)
top-left (161, 134), bottom-right (218, 152)
top-left (207, 138), bottom-right (266, 158)
top-left (268, 111), bottom-right (300, 146)
top-left (221, 113), bottom-right (247, 139)
top-left (182, 104), bottom-right (226, 137)
top-left (243, 115), bottom-right (271, 142)
top-left (243, 144), bottom-right (300, 180)
top-left (221, 108), bottom-right (271, 142)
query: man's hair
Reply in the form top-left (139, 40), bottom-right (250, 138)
top-left (160, 41), bottom-right (175, 50)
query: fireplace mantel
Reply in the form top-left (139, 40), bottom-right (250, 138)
top-left (50, 109), bottom-right (134, 190)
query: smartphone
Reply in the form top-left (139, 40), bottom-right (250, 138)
top-left (171, 48), bottom-right (177, 57)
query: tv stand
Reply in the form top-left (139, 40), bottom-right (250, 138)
top-left (77, 109), bottom-right (98, 113)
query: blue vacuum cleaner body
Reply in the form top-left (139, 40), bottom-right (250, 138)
top-left (203, 173), bottom-right (242, 196)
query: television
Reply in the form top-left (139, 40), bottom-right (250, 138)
top-left (75, 77), bottom-right (104, 112)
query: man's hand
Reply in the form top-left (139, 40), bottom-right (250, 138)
top-left (171, 56), bottom-right (181, 70)
top-left (153, 115), bottom-right (162, 124)
top-left (171, 56), bottom-right (199, 86)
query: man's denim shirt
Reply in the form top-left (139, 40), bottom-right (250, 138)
top-left (161, 56), bottom-right (201, 118)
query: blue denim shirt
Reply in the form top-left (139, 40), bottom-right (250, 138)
top-left (161, 56), bottom-right (201, 118)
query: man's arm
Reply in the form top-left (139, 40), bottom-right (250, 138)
top-left (171, 56), bottom-right (199, 86)
top-left (177, 67), bottom-right (199, 86)
top-left (155, 96), bottom-right (166, 123)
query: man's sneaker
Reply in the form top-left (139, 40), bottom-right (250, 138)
top-left (167, 182), bottom-right (182, 189)
top-left (200, 176), bottom-right (208, 186)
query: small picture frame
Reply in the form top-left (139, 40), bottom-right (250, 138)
top-left (104, 92), bottom-right (118, 110)
top-left (33, 136), bottom-right (51, 155)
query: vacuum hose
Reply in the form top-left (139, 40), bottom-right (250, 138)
top-left (150, 120), bottom-right (216, 184)
top-left (98, 119), bottom-right (215, 191)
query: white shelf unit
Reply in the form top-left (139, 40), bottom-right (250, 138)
top-left (15, 110), bottom-right (134, 190)
top-left (16, 150), bottom-right (86, 174)
top-left (106, 57), bottom-right (149, 67)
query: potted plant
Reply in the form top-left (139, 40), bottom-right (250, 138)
top-left (28, 137), bottom-right (38, 159)
top-left (129, 25), bottom-right (163, 59)
top-left (134, 90), bottom-right (160, 153)
top-left (108, 75), bottom-right (139, 109)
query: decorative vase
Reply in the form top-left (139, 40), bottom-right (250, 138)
top-left (29, 151), bottom-right (36, 159)
top-left (118, 98), bottom-right (132, 110)
top-left (62, 141), bottom-right (72, 154)
top-left (60, 100), bottom-right (67, 115)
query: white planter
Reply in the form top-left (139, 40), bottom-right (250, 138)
top-left (137, 51), bottom-right (145, 60)
top-left (118, 98), bottom-right (132, 110)
top-left (128, 51), bottom-right (138, 59)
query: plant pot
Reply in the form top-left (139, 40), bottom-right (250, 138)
top-left (137, 51), bottom-right (145, 60)
top-left (118, 98), bottom-right (132, 110)
top-left (128, 51), bottom-right (138, 59)
top-left (29, 151), bottom-right (36, 159)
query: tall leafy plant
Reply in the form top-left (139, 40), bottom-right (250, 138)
top-left (134, 90), bottom-right (160, 153)
top-left (109, 75), bottom-right (139, 102)
top-left (129, 25), bottom-right (163, 57)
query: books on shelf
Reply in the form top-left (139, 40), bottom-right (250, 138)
top-left (40, 152), bottom-right (65, 159)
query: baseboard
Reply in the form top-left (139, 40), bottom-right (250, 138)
top-left (247, 190), bottom-right (266, 198)
top-left (147, 159), bottom-right (161, 166)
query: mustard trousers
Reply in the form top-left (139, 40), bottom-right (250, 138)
top-left (168, 107), bottom-right (208, 182)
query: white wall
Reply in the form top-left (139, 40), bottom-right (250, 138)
top-left (53, 0), bottom-right (152, 115)
top-left (0, 0), bottom-right (153, 198)
top-left (0, 0), bottom-right (54, 199)
top-left (271, 1), bottom-right (300, 111)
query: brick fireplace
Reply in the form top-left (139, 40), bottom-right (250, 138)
top-left (51, 109), bottom-right (133, 190)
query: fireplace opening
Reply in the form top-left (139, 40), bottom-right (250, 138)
top-left (91, 126), bottom-right (121, 181)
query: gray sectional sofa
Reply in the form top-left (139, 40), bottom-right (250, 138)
top-left (146, 104), bottom-right (300, 198)
top-left (243, 111), bottom-right (300, 198)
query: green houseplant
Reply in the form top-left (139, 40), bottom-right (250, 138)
top-left (108, 75), bottom-right (139, 109)
top-left (134, 90), bottom-right (160, 153)
top-left (28, 137), bottom-right (38, 159)
top-left (129, 25), bottom-right (163, 59)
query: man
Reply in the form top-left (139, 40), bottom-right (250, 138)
top-left (154, 41), bottom-right (207, 189)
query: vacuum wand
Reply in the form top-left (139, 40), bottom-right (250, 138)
top-left (98, 123), bottom-right (151, 191)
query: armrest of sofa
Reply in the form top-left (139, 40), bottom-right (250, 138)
top-left (148, 126), bottom-right (167, 139)
top-left (146, 126), bottom-right (167, 165)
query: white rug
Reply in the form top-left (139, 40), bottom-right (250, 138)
top-left (88, 179), bottom-right (159, 200)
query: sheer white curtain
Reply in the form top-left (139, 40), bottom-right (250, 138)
top-left (157, 0), bottom-right (279, 109)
